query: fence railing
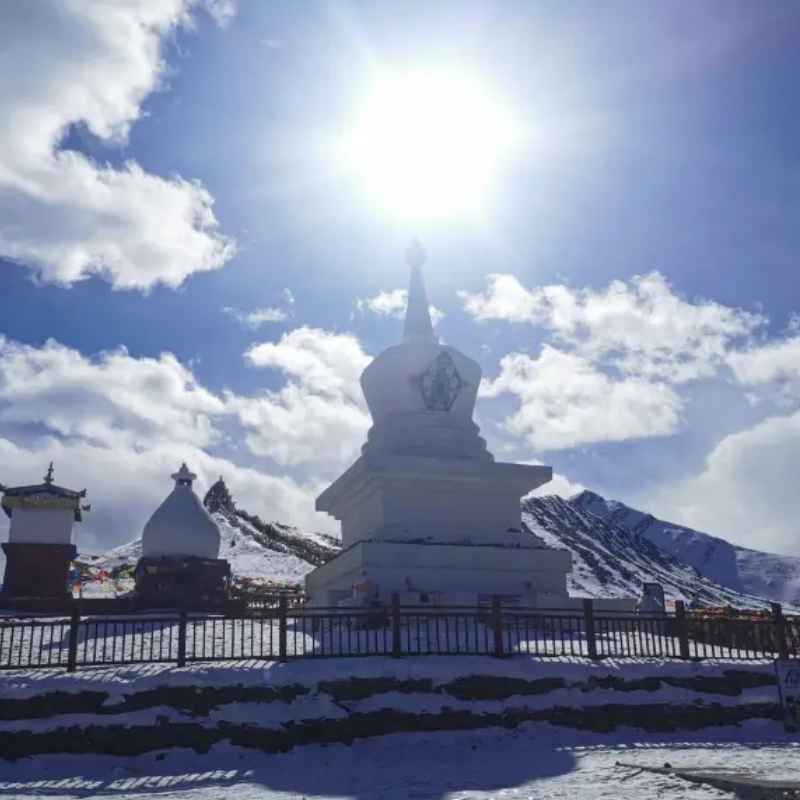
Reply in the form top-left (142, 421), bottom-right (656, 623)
top-left (1, 597), bottom-right (798, 673)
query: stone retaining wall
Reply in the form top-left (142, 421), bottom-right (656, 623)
top-left (0, 669), bottom-right (782, 761)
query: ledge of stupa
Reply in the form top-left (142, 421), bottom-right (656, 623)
top-left (316, 452), bottom-right (552, 518)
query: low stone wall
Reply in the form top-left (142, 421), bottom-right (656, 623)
top-left (0, 669), bottom-right (781, 761)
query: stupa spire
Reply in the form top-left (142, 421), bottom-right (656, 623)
top-left (403, 238), bottom-right (435, 341)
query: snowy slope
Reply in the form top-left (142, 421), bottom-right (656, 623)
top-left (571, 490), bottom-right (800, 607)
top-left (105, 512), bottom-right (318, 586)
top-left (522, 496), bottom-right (774, 608)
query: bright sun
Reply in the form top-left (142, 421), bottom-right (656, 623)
top-left (343, 71), bottom-right (518, 220)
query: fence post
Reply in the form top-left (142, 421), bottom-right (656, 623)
top-left (66, 609), bottom-right (80, 673)
top-left (278, 596), bottom-right (288, 663)
top-left (583, 598), bottom-right (598, 660)
top-left (391, 594), bottom-right (402, 659)
top-left (491, 596), bottom-right (504, 658)
top-left (674, 600), bottom-right (691, 660)
top-left (771, 602), bottom-right (789, 660)
top-left (176, 608), bottom-right (188, 668)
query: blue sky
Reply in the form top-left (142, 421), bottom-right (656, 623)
top-left (2, 0), bottom-right (800, 558)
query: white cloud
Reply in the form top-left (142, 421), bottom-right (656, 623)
top-left (727, 331), bottom-right (800, 390)
top-left (233, 327), bottom-right (372, 469)
top-left (462, 272), bottom-right (769, 451)
top-left (460, 274), bottom-right (542, 323)
top-left (483, 346), bottom-right (682, 451)
top-left (245, 327), bottom-right (370, 402)
top-left (233, 385), bottom-right (370, 470)
top-left (223, 289), bottom-right (295, 329)
top-left (0, 0), bottom-right (235, 290)
top-left (205, 0), bottom-right (237, 26)
top-left (462, 272), bottom-right (762, 384)
top-left (223, 306), bottom-right (290, 328)
top-left (358, 289), bottom-right (444, 327)
top-left (647, 409), bottom-right (800, 556)
top-left (0, 336), bottom-right (224, 449)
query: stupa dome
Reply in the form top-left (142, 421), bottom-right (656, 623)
top-left (360, 240), bottom-right (491, 462)
top-left (140, 464), bottom-right (221, 560)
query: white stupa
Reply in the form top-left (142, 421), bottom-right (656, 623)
top-left (304, 242), bottom-right (575, 609)
top-left (140, 464), bottom-right (221, 560)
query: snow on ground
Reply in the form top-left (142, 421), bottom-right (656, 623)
top-left (0, 721), bottom-right (798, 800)
top-left (0, 680), bottom-right (780, 736)
top-left (0, 648), bottom-right (782, 736)
top-left (218, 517), bottom-right (311, 584)
top-left (0, 652), bottom-right (777, 699)
top-left (283, 526), bottom-right (338, 550)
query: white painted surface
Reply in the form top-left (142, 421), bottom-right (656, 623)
top-left (7, 507), bottom-right (74, 545)
top-left (305, 540), bottom-right (574, 608)
top-left (319, 453), bottom-right (552, 550)
top-left (141, 466), bottom-right (221, 560)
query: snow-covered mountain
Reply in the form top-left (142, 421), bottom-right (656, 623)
top-left (571, 490), bottom-right (800, 608)
top-left (522, 496), bottom-right (773, 608)
top-left (84, 478), bottom-right (791, 610)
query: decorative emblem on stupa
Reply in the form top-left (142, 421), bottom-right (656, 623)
top-left (420, 352), bottom-right (465, 411)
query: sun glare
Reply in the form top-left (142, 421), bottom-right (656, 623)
top-left (343, 71), bottom-right (518, 220)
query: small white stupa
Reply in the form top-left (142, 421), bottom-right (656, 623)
top-left (136, 464), bottom-right (230, 607)
top-left (305, 242), bottom-right (576, 609)
top-left (141, 464), bottom-right (221, 560)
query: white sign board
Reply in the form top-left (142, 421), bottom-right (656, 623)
top-left (775, 659), bottom-right (800, 733)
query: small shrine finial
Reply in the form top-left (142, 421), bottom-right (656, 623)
top-left (44, 462), bottom-right (54, 485)
top-left (171, 462), bottom-right (197, 487)
top-left (406, 237), bottom-right (426, 269)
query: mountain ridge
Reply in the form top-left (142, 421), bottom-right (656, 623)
top-left (570, 489), bottom-right (800, 607)
top-left (521, 495), bottom-right (774, 608)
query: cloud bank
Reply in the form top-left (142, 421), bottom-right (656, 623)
top-left (0, 0), bottom-right (235, 290)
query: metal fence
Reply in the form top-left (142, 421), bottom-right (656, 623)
top-left (1, 597), bottom-right (798, 672)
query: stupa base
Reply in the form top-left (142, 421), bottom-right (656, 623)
top-left (304, 539), bottom-right (581, 608)
top-left (0, 542), bottom-right (75, 599)
top-left (134, 555), bottom-right (230, 608)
